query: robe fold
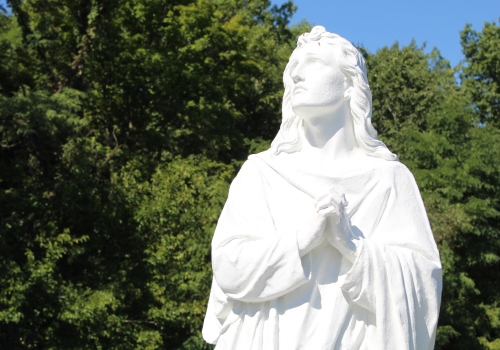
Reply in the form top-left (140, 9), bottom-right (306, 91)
top-left (203, 150), bottom-right (442, 350)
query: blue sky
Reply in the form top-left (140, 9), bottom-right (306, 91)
top-left (1, 0), bottom-right (497, 67)
top-left (272, 0), bottom-right (499, 67)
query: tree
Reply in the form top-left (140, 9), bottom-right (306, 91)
top-left (0, 0), bottom-right (301, 348)
top-left (5, 1), bottom-right (499, 348)
top-left (364, 23), bottom-right (500, 349)
top-left (461, 20), bottom-right (500, 126)
top-left (7, 0), bottom-right (298, 165)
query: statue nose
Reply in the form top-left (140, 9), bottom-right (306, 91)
top-left (291, 68), bottom-right (304, 84)
top-left (292, 75), bottom-right (303, 84)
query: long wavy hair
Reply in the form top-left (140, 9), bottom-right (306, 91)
top-left (271, 26), bottom-right (398, 161)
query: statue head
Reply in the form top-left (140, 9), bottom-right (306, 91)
top-left (271, 26), bottom-right (398, 161)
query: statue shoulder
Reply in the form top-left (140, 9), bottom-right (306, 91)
top-left (371, 158), bottom-right (421, 192)
top-left (248, 148), bottom-right (274, 161)
top-left (229, 155), bottom-right (269, 192)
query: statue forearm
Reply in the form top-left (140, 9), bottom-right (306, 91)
top-left (212, 234), bottom-right (310, 302)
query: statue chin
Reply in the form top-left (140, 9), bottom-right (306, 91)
top-left (202, 25), bottom-right (442, 350)
top-left (291, 101), bottom-right (348, 121)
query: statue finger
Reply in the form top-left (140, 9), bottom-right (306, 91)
top-left (329, 187), bottom-right (348, 207)
top-left (318, 206), bottom-right (341, 223)
top-left (315, 196), bottom-right (339, 212)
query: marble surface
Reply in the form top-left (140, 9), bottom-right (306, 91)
top-left (203, 26), bottom-right (442, 350)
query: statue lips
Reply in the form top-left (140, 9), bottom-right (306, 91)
top-left (294, 85), bottom-right (307, 94)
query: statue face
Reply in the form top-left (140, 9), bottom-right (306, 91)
top-left (290, 43), bottom-right (346, 118)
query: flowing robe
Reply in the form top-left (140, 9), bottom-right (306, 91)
top-left (202, 150), bottom-right (442, 350)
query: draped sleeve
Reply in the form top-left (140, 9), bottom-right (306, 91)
top-left (339, 162), bottom-right (442, 350)
top-left (203, 157), bottom-right (442, 349)
top-left (211, 160), bottom-right (311, 302)
top-left (203, 159), bottom-right (312, 344)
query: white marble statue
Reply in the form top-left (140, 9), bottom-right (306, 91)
top-left (203, 26), bottom-right (442, 350)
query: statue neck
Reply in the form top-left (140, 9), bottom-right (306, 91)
top-left (299, 103), bottom-right (358, 164)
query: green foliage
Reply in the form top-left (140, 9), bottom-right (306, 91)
top-left (6, 0), bottom-right (298, 165)
top-left (461, 20), bottom-right (500, 126)
top-left (0, 14), bottom-right (21, 43)
top-left (1, 0), bottom-right (500, 348)
top-left (0, 0), bottom-right (296, 348)
top-left (0, 89), bottom-right (234, 347)
top-left (123, 156), bottom-right (234, 348)
top-left (0, 16), bottom-right (36, 95)
top-left (364, 22), bottom-right (500, 349)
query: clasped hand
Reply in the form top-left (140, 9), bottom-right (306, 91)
top-left (297, 187), bottom-right (358, 262)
